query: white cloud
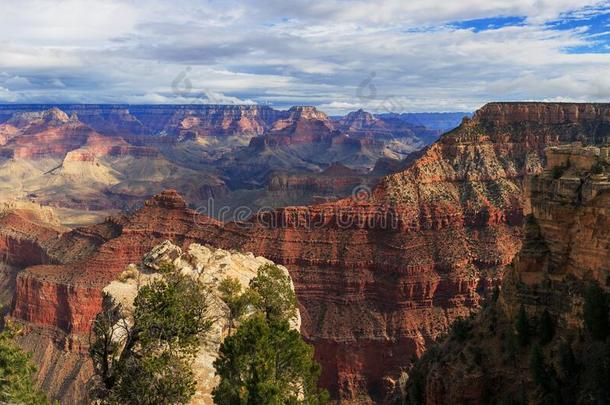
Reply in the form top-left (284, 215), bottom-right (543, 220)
top-left (0, 0), bottom-right (609, 112)
top-left (0, 87), bottom-right (19, 102)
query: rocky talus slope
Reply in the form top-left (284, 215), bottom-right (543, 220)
top-left (403, 143), bottom-right (610, 404)
top-left (7, 103), bottom-right (610, 403)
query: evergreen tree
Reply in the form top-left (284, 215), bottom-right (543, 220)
top-left (491, 285), bottom-right (500, 303)
top-left (538, 310), bottom-right (555, 345)
top-left (89, 263), bottom-right (212, 404)
top-left (0, 322), bottom-right (49, 405)
top-left (515, 305), bottom-right (530, 347)
top-left (213, 315), bottom-right (327, 404)
top-left (450, 317), bottom-right (471, 342)
top-left (579, 340), bottom-right (610, 402)
top-left (213, 264), bottom-right (328, 404)
top-left (218, 276), bottom-right (249, 334)
top-left (502, 328), bottom-right (518, 365)
top-left (557, 342), bottom-right (577, 402)
top-left (529, 344), bottom-right (548, 390)
top-left (557, 342), bottom-right (577, 380)
top-left (248, 263), bottom-right (298, 322)
top-left (583, 284), bottom-right (609, 341)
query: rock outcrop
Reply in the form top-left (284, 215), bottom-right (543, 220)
top-left (104, 240), bottom-right (300, 405)
top-left (251, 106), bottom-right (337, 147)
top-left (6, 103), bottom-right (610, 403)
top-left (403, 143), bottom-right (610, 404)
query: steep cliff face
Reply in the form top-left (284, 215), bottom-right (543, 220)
top-left (186, 103), bottom-right (610, 402)
top-left (0, 105), bottom-right (286, 138)
top-left (161, 105), bottom-right (285, 139)
top-left (8, 103), bottom-right (610, 403)
top-left (0, 108), bottom-right (162, 160)
top-left (0, 110), bottom-right (94, 159)
top-left (266, 163), bottom-right (371, 201)
top-left (0, 108), bottom-right (230, 215)
top-left (0, 203), bottom-right (64, 267)
top-left (254, 106), bottom-right (336, 146)
top-left (403, 143), bottom-right (610, 404)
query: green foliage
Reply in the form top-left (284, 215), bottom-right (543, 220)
top-left (584, 284), bottom-right (610, 341)
top-left (213, 264), bottom-right (328, 404)
top-left (90, 263), bottom-right (212, 404)
top-left (404, 367), bottom-right (425, 405)
top-left (515, 305), bottom-right (530, 347)
top-left (529, 344), bottom-right (548, 389)
top-left (591, 161), bottom-right (604, 175)
top-left (218, 277), bottom-right (249, 334)
top-left (0, 322), bottom-right (49, 405)
top-left (213, 315), bottom-right (327, 404)
top-left (538, 310), bottom-right (555, 345)
top-left (551, 165), bottom-right (566, 179)
top-left (450, 318), bottom-right (471, 342)
top-left (491, 285), bottom-right (500, 303)
top-left (557, 342), bottom-right (577, 380)
top-left (579, 339), bottom-right (610, 402)
top-left (108, 350), bottom-right (197, 404)
top-left (556, 342), bottom-right (578, 402)
top-left (502, 328), bottom-right (518, 365)
top-left (248, 264), bottom-right (298, 322)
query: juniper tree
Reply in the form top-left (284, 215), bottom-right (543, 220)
top-left (0, 322), bottom-right (49, 405)
top-left (89, 263), bottom-right (212, 405)
top-left (213, 264), bottom-right (328, 404)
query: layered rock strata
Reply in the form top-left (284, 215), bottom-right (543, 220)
top-left (8, 103), bottom-right (610, 403)
top-left (403, 143), bottom-right (610, 404)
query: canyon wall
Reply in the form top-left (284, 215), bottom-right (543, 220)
top-left (7, 103), bottom-right (610, 403)
top-left (402, 143), bottom-right (610, 404)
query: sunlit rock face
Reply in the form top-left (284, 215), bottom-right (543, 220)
top-left (104, 240), bottom-right (300, 405)
top-left (6, 103), bottom-right (610, 403)
top-left (404, 143), bottom-right (610, 404)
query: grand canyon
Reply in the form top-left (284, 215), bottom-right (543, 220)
top-left (2, 1), bottom-right (610, 404)
top-left (0, 100), bottom-right (608, 403)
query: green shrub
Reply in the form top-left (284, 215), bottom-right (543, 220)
top-left (551, 165), bottom-right (566, 179)
top-left (515, 305), bottom-right (530, 347)
top-left (583, 284), bottom-right (610, 341)
top-left (591, 161), bottom-right (604, 175)
top-left (451, 317), bottom-right (471, 342)
top-left (538, 310), bottom-right (555, 345)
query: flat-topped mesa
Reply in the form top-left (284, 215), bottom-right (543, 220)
top-left (472, 102), bottom-right (610, 144)
top-left (545, 142), bottom-right (610, 172)
top-left (163, 105), bottom-right (286, 138)
top-left (143, 189), bottom-right (188, 209)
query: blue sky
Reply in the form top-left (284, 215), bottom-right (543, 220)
top-left (1, 0), bottom-right (610, 113)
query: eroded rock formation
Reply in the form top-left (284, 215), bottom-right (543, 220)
top-left (6, 102), bottom-right (610, 403)
top-left (403, 143), bottom-right (610, 404)
top-left (104, 240), bottom-right (300, 405)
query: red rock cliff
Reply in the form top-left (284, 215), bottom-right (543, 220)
top-left (9, 103), bottom-right (610, 403)
top-left (403, 143), bottom-right (610, 405)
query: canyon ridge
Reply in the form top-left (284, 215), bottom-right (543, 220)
top-left (2, 102), bottom-right (609, 403)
